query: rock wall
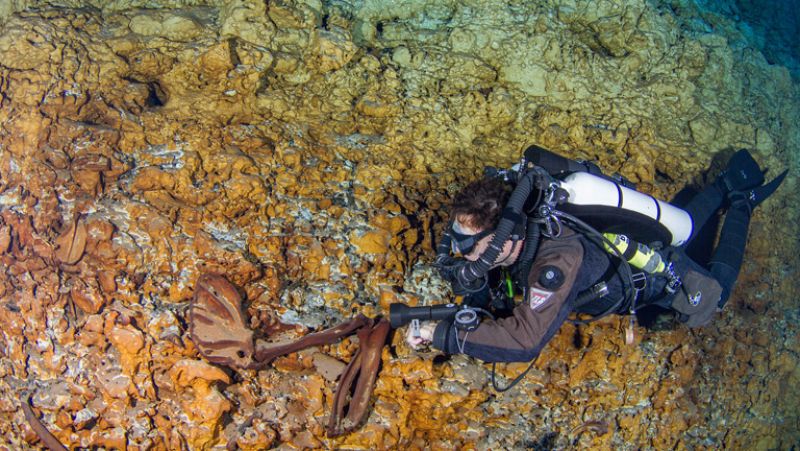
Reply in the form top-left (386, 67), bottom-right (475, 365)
top-left (0, 0), bottom-right (798, 449)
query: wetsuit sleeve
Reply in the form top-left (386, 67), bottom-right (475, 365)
top-left (432, 233), bottom-right (584, 362)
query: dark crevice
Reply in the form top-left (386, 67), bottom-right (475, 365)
top-left (432, 354), bottom-right (450, 365)
top-left (655, 168), bottom-right (673, 183)
top-left (523, 431), bottom-right (559, 450)
top-left (145, 81), bottom-right (167, 107)
top-left (228, 38), bottom-right (241, 66)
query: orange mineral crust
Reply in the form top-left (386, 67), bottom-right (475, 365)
top-left (0, 2), bottom-right (798, 450)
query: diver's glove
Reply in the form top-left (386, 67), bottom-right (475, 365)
top-left (404, 320), bottom-right (436, 350)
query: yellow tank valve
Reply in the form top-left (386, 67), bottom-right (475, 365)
top-left (602, 233), bottom-right (666, 274)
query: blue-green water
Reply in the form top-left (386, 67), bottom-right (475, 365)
top-left (693, 0), bottom-right (800, 79)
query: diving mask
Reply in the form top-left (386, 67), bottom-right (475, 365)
top-left (450, 220), bottom-right (492, 256)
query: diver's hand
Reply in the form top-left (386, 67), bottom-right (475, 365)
top-left (405, 320), bottom-right (436, 349)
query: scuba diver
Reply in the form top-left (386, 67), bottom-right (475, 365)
top-left (395, 146), bottom-right (787, 389)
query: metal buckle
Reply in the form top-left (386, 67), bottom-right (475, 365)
top-left (540, 211), bottom-right (562, 238)
top-left (536, 182), bottom-right (565, 238)
top-left (541, 182), bottom-right (562, 208)
top-left (545, 216), bottom-right (562, 238)
top-left (631, 272), bottom-right (647, 302)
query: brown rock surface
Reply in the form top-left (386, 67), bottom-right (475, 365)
top-left (0, 1), bottom-right (798, 449)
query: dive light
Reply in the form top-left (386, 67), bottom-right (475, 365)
top-left (388, 302), bottom-right (485, 332)
top-left (388, 302), bottom-right (460, 329)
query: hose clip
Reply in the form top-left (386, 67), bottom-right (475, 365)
top-left (538, 208), bottom-right (562, 238)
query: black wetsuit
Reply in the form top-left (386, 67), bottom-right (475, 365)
top-left (433, 173), bottom-right (757, 363)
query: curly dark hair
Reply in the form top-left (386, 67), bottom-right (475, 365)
top-left (450, 177), bottom-right (511, 231)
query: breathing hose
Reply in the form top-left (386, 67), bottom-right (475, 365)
top-left (455, 169), bottom-right (540, 287)
top-left (510, 216), bottom-right (541, 289)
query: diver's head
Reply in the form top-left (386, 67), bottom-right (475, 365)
top-left (449, 177), bottom-right (522, 266)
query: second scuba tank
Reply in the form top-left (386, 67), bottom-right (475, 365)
top-left (560, 172), bottom-right (693, 246)
top-left (603, 233), bottom-right (666, 273)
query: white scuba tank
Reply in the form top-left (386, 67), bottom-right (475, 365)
top-left (559, 172), bottom-right (693, 246)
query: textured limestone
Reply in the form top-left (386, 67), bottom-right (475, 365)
top-left (0, 0), bottom-right (798, 449)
